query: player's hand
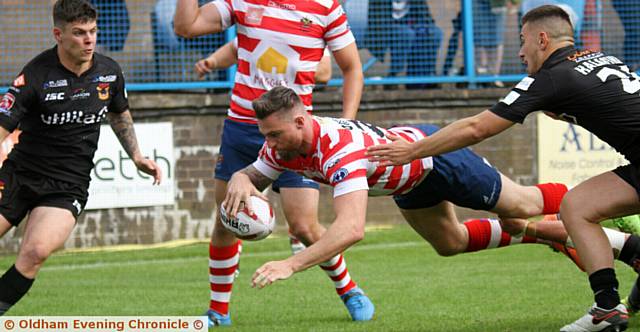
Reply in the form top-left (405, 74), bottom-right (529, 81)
top-left (252, 260), bottom-right (294, 289)
top-left (194, 59), bottom-right (214, 79)
top-left (222, 173), bottom-right (267, 218)
top-left (366, 133), bottom-right (417, 166)
top-left (135, 158), bottom-right (162, 185)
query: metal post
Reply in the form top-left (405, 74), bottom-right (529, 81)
top-left (462, 0), bottom-right (477, 88)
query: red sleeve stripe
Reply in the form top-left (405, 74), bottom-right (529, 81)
top-left (335, 169), bottom-right (367, 184)
top-left (324, 27), bottom-right (350, 42)
top-left (325, 150), bottom-right (366, 179)
top-left (325, 14), bottom-right (348, 33)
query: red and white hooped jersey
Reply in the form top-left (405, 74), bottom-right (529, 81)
top-left (253, 116), bottom-right (434, 197)
top-left (212, 0), bottom-right (355, 123)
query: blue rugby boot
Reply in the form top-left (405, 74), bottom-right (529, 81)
top-left (340, 287), bottom-right (375, 321)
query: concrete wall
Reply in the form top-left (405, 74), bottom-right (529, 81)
top-left (0, 87), bottom-right (537, 254)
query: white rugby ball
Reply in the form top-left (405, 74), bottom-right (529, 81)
top-left (220, 196), bottom-right (275, 241)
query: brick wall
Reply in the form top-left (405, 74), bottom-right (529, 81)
top-left (0, 87), bottom-right (537, 253)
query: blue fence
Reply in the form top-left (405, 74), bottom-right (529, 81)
top-left (1, 0), bottom-right (639, 92)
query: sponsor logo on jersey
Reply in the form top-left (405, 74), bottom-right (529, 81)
top-left (0, 93), bottom-right (16, 115)
top-left (70, 88), bottom-right (90, 100)
top-left (257, 48), bottom-right (288, 75)
top-left (12, 74), bottom-right (25, 87)
top-left (300, 17), bottom-right (313, 30)
top-left (44, 92), bottom-right (65, 101)
top-left (268, 0), bottom-right (295, 10)
top-left (97, 83), bottom-right (110, 100)
top-left (92, 75), bottom-right (117, 83)
top-left (331, 168), bottom-right (349, 183)
top-left (40, 105), bottom-right (108, 125)
top-left (246, 6), bottom-right (264, 25)
top-left (43, 79), bottom-right (68, 89)
top-left (515, 77), bottom-right (535, 91)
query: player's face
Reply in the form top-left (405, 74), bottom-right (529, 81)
top-left (259, 112), bottom-right (304, 160)
top-left (54, 20), bottom-right (97, 65)
top-left (519, 23), bottom-right (543, 74)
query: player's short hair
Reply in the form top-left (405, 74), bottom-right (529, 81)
top-left (522, 5), bottom-right (574, 41)
top-left (53, 0), bottom-right (97, 28)
top-left (253, 86), bottom-right (303, 120)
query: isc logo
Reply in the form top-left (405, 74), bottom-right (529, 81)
top-left (45, 92), bottom-right (65, 101)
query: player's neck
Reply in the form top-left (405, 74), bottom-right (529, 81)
top-left (57, 48), bottom-right (93, 77)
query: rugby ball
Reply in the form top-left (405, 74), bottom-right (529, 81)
top-left (220, 196), bottom-right (275, 241)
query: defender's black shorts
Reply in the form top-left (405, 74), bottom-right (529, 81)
top-left (0, 160), bottom-right (88, 226)
top-left (614, 163), bottom-right (640, 200)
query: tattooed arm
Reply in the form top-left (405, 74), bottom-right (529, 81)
top-left (107, 111), bottom-right (162, 184)
top-left (222, 165), bottom-right (274, 218)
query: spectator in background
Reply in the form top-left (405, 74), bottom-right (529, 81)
top-left (91, 0), bottom-right (130, 52)
top-left (365, 0), bottom-right (442, 89)
top-left (474, 0), bottom-right (518, 87)
top-left (612, 0), bottom-right (640, 71)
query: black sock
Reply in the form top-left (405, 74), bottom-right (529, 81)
top-left (629, 278), bottom-right (640, 309)
top-left (0, 265), bottom-right (34, 315)
top-left (619, 235), bottom-right (640, 270)
top-left (589, 268), bottom-right (620, 310)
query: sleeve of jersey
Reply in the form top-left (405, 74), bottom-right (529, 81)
top-left (212, 0), bottom-right (234, 30)
top-left (325, 148), bottom-right (369, 198)
top-left (252, 145), bottom-right (285, 180)
top-left (489, 71), bottom-right (556, 124)
top-left (109, 65), bottom-right (129, 114)
top-left (323, 1), bottom-right (355, 51)
top-left (0, 71), bottom-right (32, 132)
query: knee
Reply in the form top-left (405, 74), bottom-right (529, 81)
top-left (287, 221), bottom-right (319, 244)
top-left (433, 245), bottom-right (461, 257)
top-left (559, 192), bottom-right (584, 225)
top-left (19, 243), bottom-right (51, 268)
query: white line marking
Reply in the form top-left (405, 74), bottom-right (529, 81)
top-left (40, 241), bottom-right (425, 272)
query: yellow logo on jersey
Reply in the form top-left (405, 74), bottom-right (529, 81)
top-left (97, 83), bottom-right (110, 100)
top-left (257, 48), bottom-right (288, 75)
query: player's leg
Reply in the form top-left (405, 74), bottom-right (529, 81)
top-left (560, 170), bottom-right (640, 332)
top-left (0, 207), bottom-right (75, 315)
top-left (205, 119), bottom-right (263, 326)
top-left (277, 177), bottom-right (374, 321)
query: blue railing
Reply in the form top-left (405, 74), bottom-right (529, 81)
top-left (1, 0), bottom-right (638, 92)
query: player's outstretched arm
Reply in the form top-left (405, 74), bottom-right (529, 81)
top-left (0, 126), bottom-right (11, 146)
top-left (315, 54), bottom-right (332, 84)
top-left (252, 189), bottom-right (368, 289)
top-left (367, 110), bottom-right (515, 166)
top-left (223, 165), bottom-right (271, 218)
top-left (174, 0), bottom-right (224, 38)
top-left (333, 43), bottom-right (363, 120)
top-left (107, 111), bottom-right (162, 184)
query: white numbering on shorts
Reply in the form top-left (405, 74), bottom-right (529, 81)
top-left (596, 65), bottom-right (640, 94)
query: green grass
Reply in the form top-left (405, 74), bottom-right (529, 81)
top-left (1, 224), bottom-right (638, 331)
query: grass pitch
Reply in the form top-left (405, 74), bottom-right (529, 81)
top-left (0, 224), bottom-right (638, 331)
